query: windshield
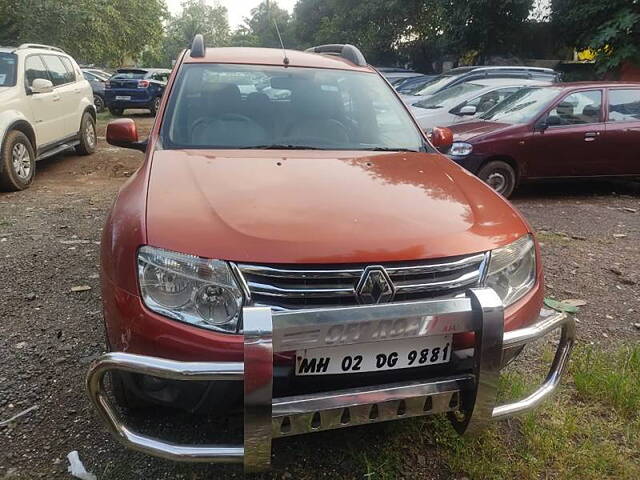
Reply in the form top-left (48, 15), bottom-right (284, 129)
top-left (414, 82), bottom-right (484, 109)
top-left (0, 53), bottom-right (17, 87)
top-left (161, 64), bottom-right (426, 151)
top-left (480, 87), bottom-right (562, 123)
top-left (406, 74), bottom-right (457, 97)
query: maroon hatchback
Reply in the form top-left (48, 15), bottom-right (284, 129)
top-left (445, 82), bottom-right (640, 197)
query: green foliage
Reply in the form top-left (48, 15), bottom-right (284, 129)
top-left (552, 0), bottom-right (640, 72)
top-left (0, 0), bottom-right (166, 66)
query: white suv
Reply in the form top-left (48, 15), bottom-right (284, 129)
top-left (0, 44), bottom-right (96, 191)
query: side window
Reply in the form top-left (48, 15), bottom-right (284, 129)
top-left (608, 89), bottom-right (640, 122)
top-left (468, 87), bottom-right (519, 114)
top-left (547, 90), bottom-right (602, 125)
top-left (42, 55), bottom-right (72, 86)
top-left (24, 55), bottom-right (49, 87)
top-left (59, 57), bottom-right (76, 83)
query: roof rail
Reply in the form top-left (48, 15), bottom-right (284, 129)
top-left (305, 44), bottom-right (367, 67)
top-left (190, 34), bottom-right (205, 58)
top-left (17, 43), bottom-right (65, 53)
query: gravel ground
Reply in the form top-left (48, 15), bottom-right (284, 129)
top-left (1, 116), bottom-right (639, 479)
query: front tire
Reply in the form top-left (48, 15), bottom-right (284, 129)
top-left (0, 130), bottom-right (36, 191)
top-left (477, 160), bottom-right (517, 198)
top-left (75, 112), bottom-right (97, 155)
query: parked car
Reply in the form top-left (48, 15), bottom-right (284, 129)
top-left (82, 69), bottom-right (107, 112)
top-left (0, 43), bottom-right (96, 191)
top-left (409, 78), bottom-right (549, 130)
top-left (105, 67), bottom-right (170, 116)
top-left (446, 82), bottom-right (640, 197)
top-left (401, 65), bottom-right (560, 105)
top-left (395, 74), bottom-right (438, 94)
top-left (377, 66), bottom-right (420, 84)
top-left (86, 39), bottom-right (574, 472)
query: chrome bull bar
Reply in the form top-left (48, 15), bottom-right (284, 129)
top-left (86, 288), bottom-right (575, 472)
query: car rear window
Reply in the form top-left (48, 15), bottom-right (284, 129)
top-left (161, 63), bottom-right (426, 152)
top-left (608, 89), bottom-right (640, 122)
top-left (0, 52), bottom-right (17, 87)
top-left (113, 70), bottom-right (147, 80)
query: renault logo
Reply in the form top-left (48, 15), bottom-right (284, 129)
top-left (355, 266), bottom-right (395, 304)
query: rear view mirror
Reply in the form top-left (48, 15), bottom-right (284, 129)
top-left (430, 127), bottom-right (454, 150)
top-left (459, 105), bottom-right (477, 116)
top-left (106, 119), bottom-right (146, 152)
top-left (31, 78), bottom-right (53, 94)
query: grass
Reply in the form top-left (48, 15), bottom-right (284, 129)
top-left (350, 344), bottom-right (640, 480)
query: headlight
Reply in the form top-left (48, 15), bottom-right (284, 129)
top-left (485, 235), bottom-right (536, 307)
top-left (137, 246), bottom-right (244, 333)
top-left (449, 141), bottom-right (473, 156)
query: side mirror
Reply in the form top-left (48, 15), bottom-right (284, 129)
top-left (31, 78), bottom-right (54, 94)
top-left (546, 115), bottom-right (562, 126)
top-left (459, 105), bottom-right (477, 116)
top-left (106, 119), bottom-right (146, 152)
top-left (430, 126), bottom-right (454, 150)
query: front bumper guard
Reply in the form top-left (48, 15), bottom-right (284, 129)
top-left (86, 288), bottom-right (575, 472)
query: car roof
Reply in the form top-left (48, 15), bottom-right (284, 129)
top-left (183, 47), bottom-right (375, 73)
top-left (448, 65), bottom-right (556, 74)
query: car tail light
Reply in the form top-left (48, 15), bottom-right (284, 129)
top-left (138, 80), bottom-right (149, 88)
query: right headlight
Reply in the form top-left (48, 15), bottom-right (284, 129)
top-left (449, 141), bottom-right (473, 156)
top-left (485, 235), bottom-right (536, 307)
top-left (137, 246), bottom-right (244, 333)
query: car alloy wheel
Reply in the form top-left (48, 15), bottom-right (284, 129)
top-left (12, 142), bottom-right (31, 180)
top-left (85, 120), bottom-right (96, 149)
top-left (94, 95), bottom-right (105, 112)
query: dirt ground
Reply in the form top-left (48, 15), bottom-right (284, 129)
top-left (1, 115), bottom-right (639, 479)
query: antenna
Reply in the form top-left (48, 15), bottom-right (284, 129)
top-left (273, 20), bottom-right (289, 66)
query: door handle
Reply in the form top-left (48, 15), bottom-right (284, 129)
top-left (584, 132), bottom-right (599, 142)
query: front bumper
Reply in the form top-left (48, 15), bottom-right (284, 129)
top-left (86, 288), bottom-right (574, 472)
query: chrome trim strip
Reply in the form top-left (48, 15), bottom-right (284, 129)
top-left (394, 270), bottom-right (480, 293)
top-left (238, 264), bottom-right (363, 279)
top-left (247, 281), bottom-right (354, 298)
top-left (385, 253), bottom-right (486, 275)
top-left (229, 262), bottom-right (251, 303)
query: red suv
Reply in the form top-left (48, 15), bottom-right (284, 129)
top-left (446, 82), bottom-right (640, 197)
top-left (86, 36), bottom-right (575, 472)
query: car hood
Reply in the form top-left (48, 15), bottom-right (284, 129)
top-left (146, 150), bottom-right (528, 264)
top-left (447, 120), bottom-right (517, 142)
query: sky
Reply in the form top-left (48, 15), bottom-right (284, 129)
top-left (166, 0), bottom-right (298, 29)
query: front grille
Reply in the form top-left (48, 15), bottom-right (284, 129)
top-left (236, 253), bottom-right (488, 311)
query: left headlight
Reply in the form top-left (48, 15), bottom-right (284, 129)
top-left (485, 235), bottom-right (536, 307)
top-left (137, 246), bottom-right (244, 333)
top-left (449, 141), bottom-right (473, 156)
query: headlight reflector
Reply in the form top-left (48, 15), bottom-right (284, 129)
top-left (485, 235), bottom-right (536, 307)
top-left (137, 246), bottom-right (243, 332)
top-left (449, 141), bottom-right (473, 156)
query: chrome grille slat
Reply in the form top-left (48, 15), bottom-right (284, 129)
top-left (237, 253), bottom-right (487, 311)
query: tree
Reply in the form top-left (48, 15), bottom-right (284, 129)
top-left (147, 0), bottom-right (230, 67)
top-left (0, 0), bottom-right (167, 66)
top-left (238, 0), bottom-right (297, 49)
top-left (552, 0), bottom-right (640, 73)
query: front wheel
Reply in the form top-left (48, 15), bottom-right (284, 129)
top-left (75, 112), bottom-right (97, 155)
top-left (0, 130), bottom-right (36, 191)
top-left (477, 160), bottom-right (517, 198)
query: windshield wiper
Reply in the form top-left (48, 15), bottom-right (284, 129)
top-left (239, 144), bottom-right (326, 150)
top-left (361, 147), bottom-right (419, 152)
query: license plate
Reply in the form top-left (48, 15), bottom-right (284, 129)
top-left (115, 96), bottom-right (131, 101)
top-left (295, 335), bottom-right (452, 376)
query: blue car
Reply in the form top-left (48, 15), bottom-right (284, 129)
top-left (105, 68), bottom-right (171, 116)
